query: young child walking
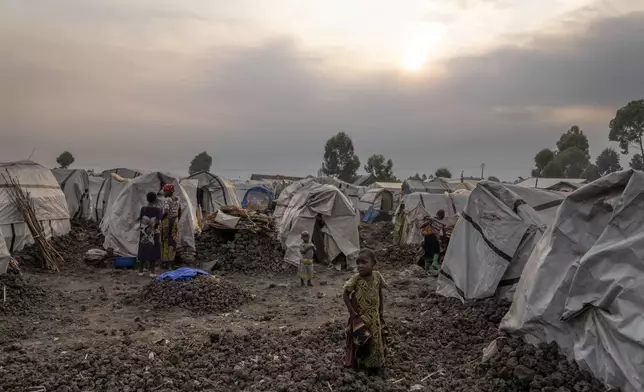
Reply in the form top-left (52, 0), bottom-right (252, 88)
top-left (299, 231), bottom-right (315, 286)
top-left (343, 249), bottom-right (387, 375)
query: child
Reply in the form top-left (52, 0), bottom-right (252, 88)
top-left (343, 249), bottom-right (387, 375)
top-left (138, 192), bottom-right (163, 277)
top-left (299, 231), bottom-right (315, 286)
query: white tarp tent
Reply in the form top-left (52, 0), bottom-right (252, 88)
top-left (501, 170), bottom-right (644, 392)
top-left (93, 168), bottom-right (146, 222)
top-left (395, 192), bottom-right (469, 245)
top-left (357, 188), bottom-right (396, 220)
top-left (0, 161), bottom-right (71, 253)
top-left (181, 171), bottom-right (240, 214)
top-left (0, 227), bottom-right (9, 274)
top-left (102, 172), bottom-right (197, 257)
top-left (316, 176), bottom-right (366, 210)
top-left (274, 178), bottom-right (317, 220)
top-left (51, 169), bottom-right (91, 220)
top-left (436, 181), bottom-right (564, 301)
top-left (279, 183), bottom-right (360, 268)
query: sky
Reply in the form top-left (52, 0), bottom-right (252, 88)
top-left (1, 0), bottom-right (644, 181)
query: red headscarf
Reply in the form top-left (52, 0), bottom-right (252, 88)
top-left (162, 184), bottom-right (175, 193)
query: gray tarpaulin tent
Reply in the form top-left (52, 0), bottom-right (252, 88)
top-left (436, 181), bottom-right (564, 301)
top-left (395, 192), bottom-right (469, 245)
top-left (51, 168), bottom-right (91, 220)
top-left (357, 188), bottom-right (396, 222)
top-left (0, 161), bottom-right (71, 253)
top-left (181, 171), bottom-right (240, 214)
top-left (501, 170), bottom-right (644, 392)
top-left (102, 172), bottom-right (197, 257)
top-left (92, 168), bottom-right (146, 222)
top-left (279, 182), bottom-right (360, 268)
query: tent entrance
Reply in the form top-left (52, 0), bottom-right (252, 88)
top-left (380, 190), bottom-right (394, 213)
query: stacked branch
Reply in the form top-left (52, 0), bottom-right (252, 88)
top-left (1, 171), bottom-right (64, 271)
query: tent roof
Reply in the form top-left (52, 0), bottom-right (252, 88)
top-left (369, 182), bottom-right (402, 190)
top-left (516, 177), bottom-right (586, 189)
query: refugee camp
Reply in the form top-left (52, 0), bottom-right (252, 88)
top-left (2, 1), bottom-right (644, 391)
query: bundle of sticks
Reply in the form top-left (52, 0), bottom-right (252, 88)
top-left (1, 171), bottom-right (64, 271)
top-left (203, 205), bottom-right (276, 234)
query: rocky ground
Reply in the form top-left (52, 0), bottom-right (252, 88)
top-left (0, 222), bottom-right (615, 392)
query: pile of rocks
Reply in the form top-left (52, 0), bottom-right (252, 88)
top-left (359, 221), bottom-right (395, 250)
top-left (197, 230), bottom-right (293, 275)
top-left (124, 275), bottom-right (251, 314)
top-left (0, 275), bottom-right (57, 316)
top-left (376, 244), bottom-right (419, 267)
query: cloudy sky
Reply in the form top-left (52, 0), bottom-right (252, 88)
top-left (2, 0), bottom-right (643, 181)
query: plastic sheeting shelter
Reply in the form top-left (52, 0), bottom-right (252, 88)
top-left (102, 172), bottom-right (197, 257)
top-left (402, 178), bottom-right (451, 195)
top-left (242, 185), bottom-right (273, 209)
top-left (181, 172), bottom-right (240, 214)
top-left (359, 188), bottom-right (396, 223)
top-left (279, 183), bottom-right (360, 268)
top-left (0, 228), bottom-right (9, 274)
top-left (501, 170), bottom-right (644, 392)
top-left (436, 182), bottom-right (564, 301)
top-left (52, 169), bottom-right (91, 220)
top-left (0, 161), bottom-right (71, 253)
top-left (91, 168), bottom-right (146, 222)
top-left (395, 192), bottom-right (469, 245)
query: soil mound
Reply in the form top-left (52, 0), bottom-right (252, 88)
top-left (0, 275), bottom-right (56, 316)
top-left (376, 244), bottom-right (418, 267)
top-left (359, 221), bottom-right (395, 250)
top-left (124, 275), bottom-right (251, 314)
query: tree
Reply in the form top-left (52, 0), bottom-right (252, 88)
top-left (188, 152), bottom-right (212, 175)
top-left (542, 160), bottom-right (564, 177)
top-left (630, 154), bottom-right (644, 170)
top-left (534, 148), bottom-right (555, 175)
top-left (595, 147), bottom-right (622, 176)
top-left (56, 151), bottom-right (75, 169)
top-left (364, 154), bottom-right (398, 182)
top-left (581, 164), bottom-right (600, 181)
top-left (322, 132), bottom-right (361, 182)
top-left (487, 176), bottom-right (500, 182)
top-left (435, 168), bottom-right (452, 179)
top-left (421, 173), bottom-right (428, 181)
top-left (609, 99), bottom-right (644, 156)
top-left (556, 147), bottom-right (589, 178)
top-left (557, 125), bottom-right (589, 157)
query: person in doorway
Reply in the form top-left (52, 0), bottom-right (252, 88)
top-left (421, 210), bottom-right (446, 273)
top-left (160, 184), bottom-right (181, 267)
top-left (138, 192), bottom-right (163, 277)
top-left (313, 213), bottom-right (328, 266)
top-left (343, 249), bottom-right (387, 375)
top-left (299, 230), bottom-right (316, 286)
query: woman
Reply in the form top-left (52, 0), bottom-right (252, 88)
top-left (160, 184), bottom-right (181, 266)
top-left (138, 192), bottom-right (163, 277)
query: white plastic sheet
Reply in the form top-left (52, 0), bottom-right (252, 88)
top-left (501, 170), bottom-right (644, 392)
top-left (51, 169), bottom-right (91, 220)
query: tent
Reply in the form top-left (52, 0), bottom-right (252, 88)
top-left (358, 188), bottom-right (396, 223)
top-left (242, 185), bottom-right (274, 209)
top-left (91, 168), bottom-right (146, 222)
top-left (0, 161), bottom-right (71, 253)
top-left (0, 228), bottom-right (9, 274)
top-left (102, 172), bottom-right (197, 257)
top-left (230, 180), bottom-right (274, 204)
top-left (51, 169), bottom-right (91, 220)
top-left (274, 178), bottom-right (318, 220)
top-left (436, 181), bottom-right (564, 301)
top-left (402, 178), bottom-right (451, 195)
top-left (394, 192), bottom-right (469, 245)
top-left (316, 176), bottom-right (366, 209)
top-left (181, 171), bottom-right (240, 215)
top-left (279, 183), bottom-right (360, 268)
top-left (501, 170), bottom-right (644, 392)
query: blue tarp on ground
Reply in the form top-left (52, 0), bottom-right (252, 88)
top-left (362, 206), bottom-right (380, 223)
top-left (156, 267), bottom-right (210, 281)
top-left (242, 185), bottom-right (274, 208)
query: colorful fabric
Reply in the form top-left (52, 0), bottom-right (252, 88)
top-left (344, 315), bottom-right (372, 369)
top-left (298, 258), bottom-right (314, 280)
top-left (161, 215), bottom-right (178, 262)
top-left (163, 196), bottom-right (181, 219)
top-left (138, 204), bottom-right (163, 261)
top-left (162, 184), bottom-right (175, 193)
top-left (343, 271), bottom-right (387, 369)
top-left (156, 267), bottom-right (210, 281)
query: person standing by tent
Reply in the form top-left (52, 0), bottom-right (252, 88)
top-left (160, 184), bottom-right (181, 267)
top-left (299, 231), bottom-right (315, 286)
top-left (138, 192), bottom-right (163, 277)
top-left (420, 210), bottom-right (446, 273)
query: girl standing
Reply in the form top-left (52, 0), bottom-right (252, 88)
top-left (138, 192), bottom-right (163, 277)
top-left (160, 184), bottom-right (181, 266)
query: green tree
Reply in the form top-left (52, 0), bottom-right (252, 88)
top-left (534, 148), bottom-right (555, 176)
top-left (364, 154), bottom-right (397, 182)
top-left (595, 147), bottom-right (622, 176)
top-left (434, 168), bottom-right (452, 179)
top-left (322, 132), bottom-right (361, 182)
top-left (581, 164), bottom-right (601, 181)
top-left (542, 160), bottom-right (564, 177)
top-left (56, 151), bottom-right (75, 169)
top-left (188, 152), bottom-right (212, 175)
top-left (556, 147), bottom-right (589, 178)
top-left (557, 125), bottom-right (590, 157)
top-left (487, 176), bottom-right (500, 182)
top-left (421, 173), bottom-right (428, 181)
top-left (609, 99), bottom-right (644, 156)
top-left (630, 154), bottom-right (644, 170)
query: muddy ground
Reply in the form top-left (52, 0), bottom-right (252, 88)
top-left (0, 224), bottom-right (611, 392)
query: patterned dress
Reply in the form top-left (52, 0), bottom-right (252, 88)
top-left (343, 271), bottom-right (387, 368)
top-left (161, 196), bottom-right (180, 262)
top-left (137, 204), bottom-right (162, 261)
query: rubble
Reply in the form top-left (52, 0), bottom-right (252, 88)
top-left (123, 275), bottom-right (251, 314)
top-left (376, 244), bottom-right (419, 267)
top-left (359, 221), bottom-right (395, 250)
top-left (0, 274), bottom-right (59, 316)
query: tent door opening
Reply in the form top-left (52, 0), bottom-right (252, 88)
top-left (380, 191), bottom-right (394, 214)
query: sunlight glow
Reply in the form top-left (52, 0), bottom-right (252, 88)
top-left (400, 22), bottom-right (446, 72)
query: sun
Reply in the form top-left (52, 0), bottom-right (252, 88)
top-left (402, 49), bottom-right (428, 72)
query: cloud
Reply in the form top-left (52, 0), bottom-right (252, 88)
top-left (1, 7), bottom-right (643, 180)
